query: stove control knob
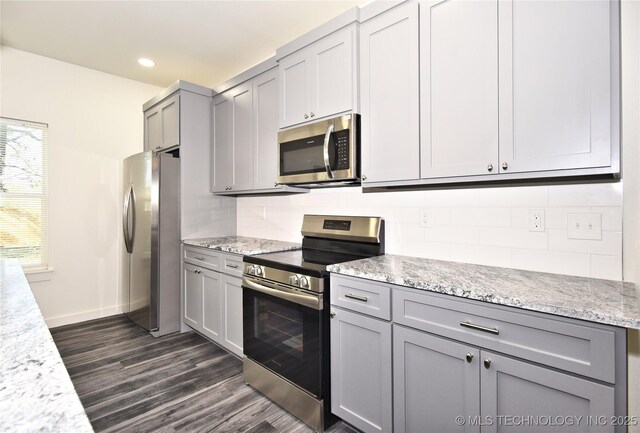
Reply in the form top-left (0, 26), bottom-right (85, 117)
top-left (289, 275), bottom-right (299, 286)
top-left (299, 276), bottom-right (309, 289)
top-left (246, 266), bottom-right (255, 275)
top-left (255, 267), bottom-right (263, 277)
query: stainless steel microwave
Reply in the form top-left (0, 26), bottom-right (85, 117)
top-left (277, 114), bottom-right (360, 186)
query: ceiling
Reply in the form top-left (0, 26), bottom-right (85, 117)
top-left (0, 0), bottom-right (366, 89)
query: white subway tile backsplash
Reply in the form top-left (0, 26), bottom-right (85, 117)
top-left (590, 255), bottom-right (623, 280)
top-left (237, 182), bottom-right (623, 280)
top-left (548, 182), bottom-right (623, 207)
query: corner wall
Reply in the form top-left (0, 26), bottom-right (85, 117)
top-left (0, 47), bottom-right (163, 327)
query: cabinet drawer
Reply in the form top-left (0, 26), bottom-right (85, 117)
top-left (220, 253), bottom-right (243, 278)
top-left (331, 275), bottom-right (391, 320)
top-left (183, 246), bottom-right (220, 271)
top-left (393, 288), bottom-right (617, 383)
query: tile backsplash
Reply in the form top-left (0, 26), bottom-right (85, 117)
top-left (236, 182), bottom-right (623, 280)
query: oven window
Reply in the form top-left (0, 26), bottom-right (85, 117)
top-left (256, 296), bottom-right (304, 359)
top-left (243, 286), bottom-right (322, 398)
top-left (280, 134), bottom-right (329, 176)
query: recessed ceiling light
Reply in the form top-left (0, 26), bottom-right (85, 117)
top-left (138, 58), bottom-right (155, 68)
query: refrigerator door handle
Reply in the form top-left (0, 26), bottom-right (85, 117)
top-left (129, 185), bottom-right (137, 251)
top-left (122, 185), bottom-right (133, 253)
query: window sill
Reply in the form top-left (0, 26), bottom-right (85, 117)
top-left (25, 267), bottom-right (55, 283)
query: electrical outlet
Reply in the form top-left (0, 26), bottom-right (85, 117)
top-left (529, 209), bottom-right (545, 232)
top-left (567, 213), bottom-right (602, 240)
top-left (420, 209), bottom-right (430, 228)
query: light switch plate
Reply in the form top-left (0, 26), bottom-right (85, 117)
top-left (567, 213), bottom-right (602, 240)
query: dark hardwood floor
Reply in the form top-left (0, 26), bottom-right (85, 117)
top-left (51, 315), bottom-right (359, 433)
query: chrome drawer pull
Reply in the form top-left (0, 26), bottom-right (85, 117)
top-left (345, 293), bottom-right (368, 303)
top-left (226, 263), bottom-right (239, 269)
top-left (194, 256), bottom-right (205, 261)
top-left (460, 321), bottom-right (499, 335)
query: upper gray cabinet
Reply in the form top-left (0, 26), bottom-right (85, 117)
top-left (144, 93), bottom-right (180, 152)
top-left (361, 0), bottom-right (620, 187)
top-left (360, 1), bottom-right (420, 183)
top-left (211, 65), bottom-right (307, 195)
top-left (277, 15), bottom-right (359, 129)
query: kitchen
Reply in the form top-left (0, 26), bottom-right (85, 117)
top-left (1, 0), bottom-right (639, 432)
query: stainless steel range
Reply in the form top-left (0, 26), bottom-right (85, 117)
top-left (242, 215), bottom-right (385, 432)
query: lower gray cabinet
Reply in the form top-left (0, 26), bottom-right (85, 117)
top-left (481, 351), bottom-right (615, 433)
top-left (182, 246), bottom-right (243, 357)
top-left (393, 324), bottom-right (480, 433)
top-left (330, 307), bottom-right (392, 433)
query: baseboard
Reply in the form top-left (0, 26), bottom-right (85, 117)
top-left (45, 306), bottom-right (123, 328)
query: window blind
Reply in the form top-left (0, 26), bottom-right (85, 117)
top-left (0, 117), bottom-right (48, 270)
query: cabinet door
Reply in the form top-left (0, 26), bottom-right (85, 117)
top-left (279, 50), bottom-right (310, 128)
top-left (253, 68), bottom-right (279, 190)
top-left (201, 268), bottom-right (222, 343)
top-left (310, 25), bottom-right (356, 121)
top-left (330, 307), bottom-right (392, 433)
top-left (498, 0), bottom-right (614, 174)
top-left (420, 0), bottom-right (498, 179)
top-left (145, 94), bottom-right (180, 152)
top-left (211, 93), bottom-right (233, 192)
top-left (481, 351), bottom-right (615, 433)
top-left (394, 324), bottom-right (480, 433)
top-left (360, 2), bottom-right (419, 183)
top-left (183, 263), bottom-right (202, 330)
top-left (221, 274), bottom-right (243, 357)
top-left (230, 83), bottom-right (254, 191)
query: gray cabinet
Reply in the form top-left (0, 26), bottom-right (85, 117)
top-left (394, 324), bottom-right (480, 433)
top-left (330, 274), bottom-right (626, 433)
top-left (211, 67), bottom-right (307, 195)
top-left (144, 94), bottom-right (179, 152)
top-left (278, 24), bottom-right (358, 129)
top-left (360, 1), bottom-right (419, 184)
top-left (360, 0), bottom-right (620, 187)
top-left (181, 246), bottom-right (243, 357)
top-left (330, 275), bottom-right (393, 433)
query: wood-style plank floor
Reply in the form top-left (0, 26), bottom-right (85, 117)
top-left (51, 315), bottom-right (359, 433)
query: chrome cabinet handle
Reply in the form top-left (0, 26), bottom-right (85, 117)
top-left (484, 358), bottom-right (492, 369)
top-left (362, 175), bottom-right (367, 181)
top-left (323, 123), bottom-right (335, 179)
top-left (487, 163), bottom-right (493, 172)
top-left (466, 353), bottom-right (474, 363)
top-left (310, 112), bottom-right (315, 118)
top-left (194, 256), bottom-right (205, 261)
top-left (460, 321), bottom-right (499, 335)
top-left (502, 162), bottom-right (508, 170)
top-left (345, 293), bottom-right (368, 303)
top-left (330, 312), bottom-right (336, 319)
top-left (226, 264), bottom-right (239, 269)
top-left (193, 269), bottom-right (201, 274)
top-left (274, 182), bottom-right (278, 187)
top-left (304, 113), bottom-right (309, 119)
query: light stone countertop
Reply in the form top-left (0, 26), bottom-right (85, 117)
top-left (0, 260), bottom-right (94, 433)
top-left (182, 236), bottom-right (301, 256)
top-left (328, 254), bottom-right (640, 329)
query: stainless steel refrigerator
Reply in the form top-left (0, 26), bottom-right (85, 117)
top-left (122, 151), bottom-right (180, 337)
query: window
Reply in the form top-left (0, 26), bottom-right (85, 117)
top-left (0, 117), bottom-right (48, 270)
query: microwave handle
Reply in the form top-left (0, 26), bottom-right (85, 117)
top-left (323, 124), bottom-right (335, 179)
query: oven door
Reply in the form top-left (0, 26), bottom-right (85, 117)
top-left (242, 276), bottom-right (324, 398)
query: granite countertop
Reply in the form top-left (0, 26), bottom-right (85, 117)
top-left (182, 236), bottom-right (301, 256)
top-left (328, 254), bottom-right (640, 329)
top-left (0, 260), bottom-right (94, 433)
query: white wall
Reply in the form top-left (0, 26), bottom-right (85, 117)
top-left (0, 47), bottom-right (162, 327)
top-left (238, 182), bottom-right (623, 279)
top-left (621, 0), bottom-right (640, 428)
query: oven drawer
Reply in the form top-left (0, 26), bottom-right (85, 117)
top-left (393, 287), bottom-right (617, 383)
top-left (183, 246), bottom-right (220, 270)
top-left (220, 253), bottom-right (243, 277)
top-left (330, 274), bottom-right (391, 320)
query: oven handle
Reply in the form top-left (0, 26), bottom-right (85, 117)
top-left (242, 277), bottom-right (323, 311)
top-left (323, 123), bottom-right (335, 179)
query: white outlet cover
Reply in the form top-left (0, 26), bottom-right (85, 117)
top-left (420, 209), bottom-right (430, 228)
top-left (529, 209), bottom-right (545, 232)
top-left (567, 213), bottom-right (602, 240)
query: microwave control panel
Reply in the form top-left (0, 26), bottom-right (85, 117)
top-left (335, 130), bottom-right (350, 170)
